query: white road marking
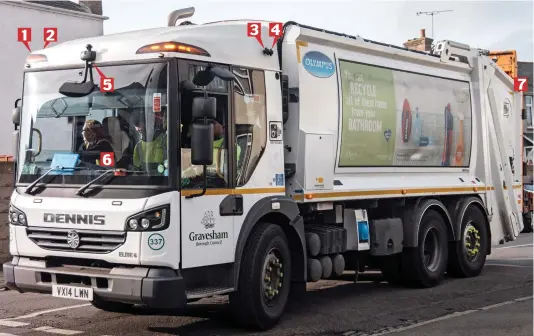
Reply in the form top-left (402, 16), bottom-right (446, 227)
top-left (495, 243), bottom-right (533, 249)
top-left (34, 326), bottom-right (84, 335)
top-left (0, 320), bottom-right (30, 327)
top-left (486, 263), bottom-right (533, 268)
top-left (7, 303), bottom-right (91, 320)
top-left (0, 333), bottom-right (19, 336)
top-left (367, 295), bottom-right (533, 335)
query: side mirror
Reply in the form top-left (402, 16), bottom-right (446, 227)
top-left (191, 123), bottom-right (214, 166)
top-left (192, 65), bottom-right (235, 87)
top-left (12, 106), bottom-right (21, 127)
top-left (192, 97), bottom-right (216, 119)
top-left (12, 130), bottom-right (19, 163)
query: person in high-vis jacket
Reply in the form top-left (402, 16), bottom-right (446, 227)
top-left (131, 110), bottom-right (167, 173)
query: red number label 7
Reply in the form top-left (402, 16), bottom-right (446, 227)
top-left (514, 77), bottom-right (528, 92)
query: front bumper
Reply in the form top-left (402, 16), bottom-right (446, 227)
top-left (2, 257), bottom-right (186, 309)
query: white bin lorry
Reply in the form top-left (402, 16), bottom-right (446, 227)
top-left (3, 8), bottom-right (525, 330)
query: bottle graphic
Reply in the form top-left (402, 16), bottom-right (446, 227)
top-left (412, 107), bottom-right (422, 146)
top-left (441, 103), bottom-right (453, 166)
top-left (402, 98), bottom-right (412, 143)
top-left (454, 111), bottom-right (465, 166)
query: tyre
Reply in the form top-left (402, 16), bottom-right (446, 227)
top-left (402, 209), bottom-right (449, 288)
top-left (90, 296), bottom-right (135, 313)
top-left (447, 204), bottom-right (489, 278)
top-left (521, 212), bottom-right (532, 233)
top-left (229, 222), bottom-right (291, 330)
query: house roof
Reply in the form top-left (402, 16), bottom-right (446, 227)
top-left (518, 61), bottom-right (533, 94)
top-left (26, 1), bottom-right (92, 14)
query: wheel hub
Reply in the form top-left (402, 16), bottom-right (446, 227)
top-left (464, 222), bottom-right (481, 262)
top-left (262, 249), bottom-right (284, 304)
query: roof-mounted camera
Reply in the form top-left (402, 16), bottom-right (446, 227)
top-left (80, 44), bottom-right (96, 62)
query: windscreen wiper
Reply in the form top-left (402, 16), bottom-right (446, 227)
top-left (25, 166), bottom-right (87, 195)
top-left (75, 169), bottom-right (139, 196)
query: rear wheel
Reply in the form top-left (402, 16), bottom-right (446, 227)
top-left (90, 296), bottom-right (134, 313)
top-left (448, 205), bottom-right (489, 277)
top-left (229, 222), bottom-right (291, 330)
top-left (403, 209), bottom-right (449, 288)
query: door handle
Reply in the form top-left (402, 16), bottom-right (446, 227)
top-left (220, 194), bottom-right (243, 216)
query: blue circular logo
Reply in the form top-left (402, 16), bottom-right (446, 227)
top-left (302, 51), bottom-right (335, 78)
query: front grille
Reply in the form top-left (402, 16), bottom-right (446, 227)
top-left (26, 227), bottom-right (126, 254)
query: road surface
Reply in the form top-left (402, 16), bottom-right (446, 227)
top-left (0, 233), bottom-right (532, 336)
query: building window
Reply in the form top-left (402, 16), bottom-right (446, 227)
top-left (526, 95), bottom-right (533, 128)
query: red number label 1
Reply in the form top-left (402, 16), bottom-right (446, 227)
top-left (269, 22), bottom-right (283, 48)
top-left (514, 77), bottom-right (528, 92)
top-left (17, 28), bottom-right (32, 52)
top-left (43, 28), bottom-right (58, 48)
top-left (100, 152), bottom-right (115, 167)
top-left (100, 77), bottom-right (115, 92)
top-left (247, 22), bottom-right (264, 48)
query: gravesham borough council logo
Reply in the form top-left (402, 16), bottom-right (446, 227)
top-left (189, 210), bottom-right (229, 247)
top-left (201, 211), bottom-right (215, 229)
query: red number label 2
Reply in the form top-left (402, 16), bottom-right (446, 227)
top-left (43, 28), bottom-right (58, 48)
top-left (514, 77), bottom-right (528, 92)
top-left (100, 77), bottom-right (115, 92)
top-left (100, 152), bottom-right (115, 167)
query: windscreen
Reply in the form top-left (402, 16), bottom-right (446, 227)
top-left (17, 62), bottom-right (170, 187)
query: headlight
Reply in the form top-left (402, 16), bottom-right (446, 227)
top-left (125, 204), bottom-right (170, 232)
top-left (9, 205), bottom-right (28, 226)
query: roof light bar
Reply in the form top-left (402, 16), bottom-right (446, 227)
top-left (136, 42), bottom-right (210, 57)
top-left (26, 54), bottom-right (48, 63)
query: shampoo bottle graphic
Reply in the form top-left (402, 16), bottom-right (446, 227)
top-left (441, 103), bottom-right (453, 166)
top-left (412, 107), bottom-right (422, 146)
top-left (454, 111), bottom-right (465, 166)
top-left (401, 98), bottom-right (412, 143)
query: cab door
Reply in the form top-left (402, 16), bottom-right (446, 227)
top-left (178, 59), bottom-right (239, 269)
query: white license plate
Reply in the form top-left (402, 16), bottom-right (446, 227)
top-left (52, 284), bottom-right (93, 301)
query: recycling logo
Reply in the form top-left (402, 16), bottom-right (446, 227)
top-left (201, 210), bottom-right (215, 229)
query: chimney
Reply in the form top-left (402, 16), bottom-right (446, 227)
top-left (403, 28), bottom-right (434, 53)
top-left (79, 0), bottom-right (102, 15)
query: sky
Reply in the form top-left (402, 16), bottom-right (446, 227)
top-left (97, 0), bottom-right (534, 61)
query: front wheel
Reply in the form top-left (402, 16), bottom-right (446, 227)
top-left (229, 222), bottom-right (292, 330)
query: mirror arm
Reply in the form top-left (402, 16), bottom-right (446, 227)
top-left (185, 165), bottom-right (208, 199)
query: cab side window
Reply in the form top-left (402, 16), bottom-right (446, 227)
top-left (232, 67), bottom-right (267, 186)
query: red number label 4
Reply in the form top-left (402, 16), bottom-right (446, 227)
top-left (247, 22), bottom-right (264, 48)
top-left (17, 28), bottom-right (32, 52)
top-left (269, 22), bottom-right (283, 48)
top-left (100, 77), bottom-right (115, 92)
top-left (43, 28), bottom-right (58, 48)
top-left (100, 152), bottom-right (115, 167)
top-left (514, 77), bottom-right (528, 92)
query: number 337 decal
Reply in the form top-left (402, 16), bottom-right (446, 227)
top-left (148, 233), bottom-right (165, 251)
